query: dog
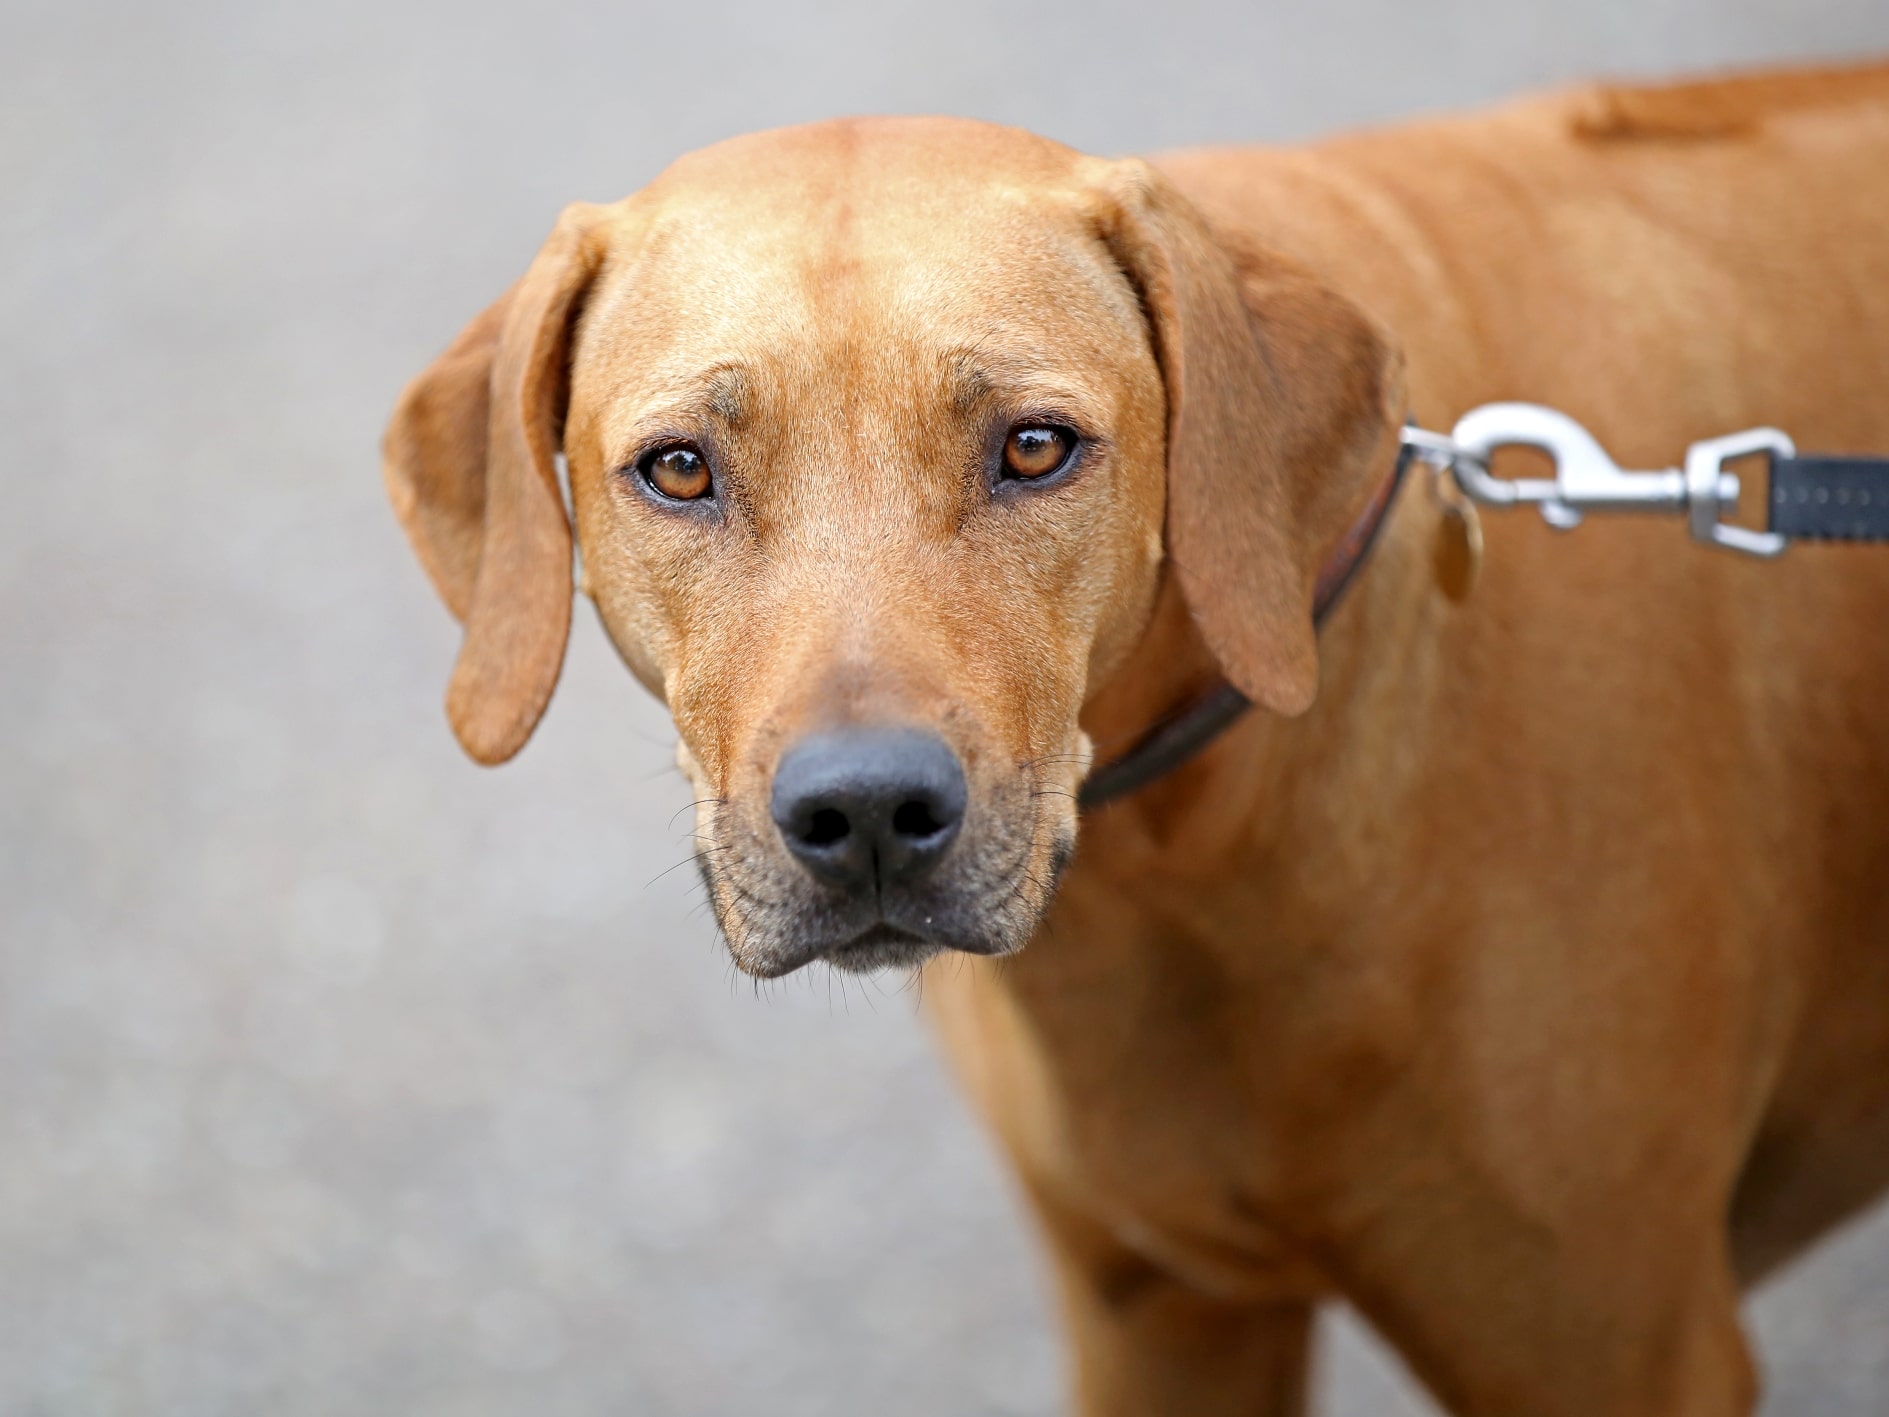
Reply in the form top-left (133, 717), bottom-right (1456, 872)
top-left (384, 61), bottom-right (1889, 1415)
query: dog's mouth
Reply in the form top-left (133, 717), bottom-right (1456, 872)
top-left (821, 922), bottom-right (942, 975)
top-left (744, 914), bottom-right (1014, 979)
top-left (707, 853), bottom-right (1055, 979)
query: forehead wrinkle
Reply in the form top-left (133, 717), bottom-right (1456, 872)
top-left (933, 343), bottom-right (1115, 428)
top-left (703, 363), bottom-right (749, 424)
top-left (942, 350), bottom-right (993, 414)
top-left (592, 361), bottom-right (756, 453)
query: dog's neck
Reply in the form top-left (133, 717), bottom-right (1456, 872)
top-left (1073, 461), bottom-right (1444, 883)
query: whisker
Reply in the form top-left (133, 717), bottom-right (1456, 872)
top-left (644, 847), bottom-right (728, 890)
top-left (669, 797), bottom-right (728, 830)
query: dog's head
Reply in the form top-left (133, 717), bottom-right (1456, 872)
top-left (385, 118), bottom-right (1399, 976)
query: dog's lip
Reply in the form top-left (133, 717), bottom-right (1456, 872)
top-left (739, 920), bottom-right (929, 978)
top-left (740, 915), bottom-right (1013, 978)
top-left (821, 921), bottom-right (938, 971)
top-left (826, 919), bottom-right (1017, 971)
top-left (796, 920), bottom-right (987, 976)
top-left (833, 922), bottom-right (926, 953)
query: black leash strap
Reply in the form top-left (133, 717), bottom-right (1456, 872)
top-left (1769, 455), bottom-right (1889, 540)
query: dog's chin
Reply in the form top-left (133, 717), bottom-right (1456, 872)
top-left (822, 923), bottom-right (946, 975)
top-left (732, 913), bottom-right (1029, 979)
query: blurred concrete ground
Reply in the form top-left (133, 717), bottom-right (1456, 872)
top-left (4, 1), bottom-right (1889, 1412)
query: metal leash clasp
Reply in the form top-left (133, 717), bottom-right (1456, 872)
top-left (1403, 403), bottom-right (1793, 557)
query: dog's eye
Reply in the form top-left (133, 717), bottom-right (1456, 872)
top-left (640, 444), bottom-right (713, 501)
top-left (1002, 425), bottom-right (1074, 481)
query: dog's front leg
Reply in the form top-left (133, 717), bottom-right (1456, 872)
top-left (1025, 1182), bottom-right (1317, 1417)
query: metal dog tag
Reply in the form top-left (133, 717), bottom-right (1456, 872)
top-left (1431, 471), bottom-right (1483, 603)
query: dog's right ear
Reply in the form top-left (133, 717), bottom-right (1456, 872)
top-left (383, 203), bottom-right (604, 765)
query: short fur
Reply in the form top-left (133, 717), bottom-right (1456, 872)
top-left (385, 62), bottom-right (1889, 1415)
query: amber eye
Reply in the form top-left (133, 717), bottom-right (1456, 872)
top-left (640, 444), bottom-right (713, 501)
top-left (1002, 424), bottom-right (1074, 480)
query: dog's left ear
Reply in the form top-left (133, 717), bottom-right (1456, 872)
top-left (383, 203), bottom-right (605, 764)
top-left (1092, 161), bottom-right (1403, 715)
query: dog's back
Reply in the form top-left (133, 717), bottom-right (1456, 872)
top-left (1160, 62), bottom-right (1889, 450)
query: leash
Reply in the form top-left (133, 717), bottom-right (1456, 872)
top-left (1079, 404), bottom-right (1889, 811)
top-left (1403, 403), bottom-right (1889, 555)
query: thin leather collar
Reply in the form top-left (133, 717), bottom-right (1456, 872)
top-left (1078, 432), bottom-right (1417, 810)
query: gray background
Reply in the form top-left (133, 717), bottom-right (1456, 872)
top-left (5, 1), bottom-right (1889, 1412)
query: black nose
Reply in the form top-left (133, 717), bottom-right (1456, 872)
top-left (770, 727), bottom-right (967, 894)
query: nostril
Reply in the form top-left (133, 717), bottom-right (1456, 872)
top-left (891, 798), bottom-right (944, 840)
top-left (803, 807), bottom-right (850, 847)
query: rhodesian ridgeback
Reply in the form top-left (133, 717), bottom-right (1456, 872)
top-left (384, 61), bottom-right (1889, 1415)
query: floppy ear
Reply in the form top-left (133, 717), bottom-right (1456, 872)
top-left (383, 203), bottom-right (604, 764)
top-left (1093, 162), bottom-right (1402, 715)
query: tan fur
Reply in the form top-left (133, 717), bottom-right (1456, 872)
top-left (385, 61), bottom-right (1889, 1415)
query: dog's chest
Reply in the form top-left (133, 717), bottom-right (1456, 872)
top-left (1047, 1058), bottom-right (1337, 1300)
top-left (924, 945), bottom-right (1389, 1300)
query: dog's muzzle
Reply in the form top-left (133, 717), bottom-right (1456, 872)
top-left (706, 722), bottom-right (1058, 977)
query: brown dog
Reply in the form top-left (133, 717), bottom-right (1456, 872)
top-left (384, 62), bottom-right (1889, 1415)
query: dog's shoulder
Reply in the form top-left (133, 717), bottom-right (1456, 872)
top-left (1566, 59), bottom-right (1889, 143)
